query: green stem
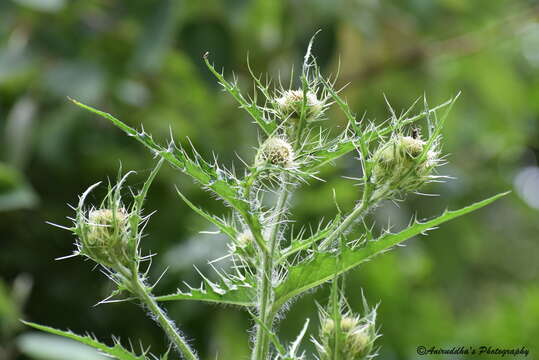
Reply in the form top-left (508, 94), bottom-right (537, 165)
top-left (131, 276), bottom-right (198, 360)
top-left (331, 275), bottom-right (341, 359)
top-left (319, 184), bottom-right (387, 250)
top-left (253, 255), bottom-right (273, 360)
top-left (319, 201), bottom-right (369, 250)
top-left (242, 170), bottom-right (270, 256)
top-left (253, 176), bottom-right (290, 360)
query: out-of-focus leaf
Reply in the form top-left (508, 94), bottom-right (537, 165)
top-left (21, 322), bottom-right (146, 360)
top-left (0, 275), bottom-right (31, 338)
top-left (0, 163), bottom-right (38, 211)
top-left (42, 62), bottom-right (105, 103)
top-left (17, 332), bottom-right (107, 360)
top-left (0, 46), bottom-right (35, 85)
top-left (115, 80), bottom-right (150, 107)
top-left (130, 0), bottom-right (179, 72)
top-left (4, 95), bottom-right (36, 168)
top-left (10, 0), bottom-right (65, 12)
top-left (0, 279), bottom-right (20, 336)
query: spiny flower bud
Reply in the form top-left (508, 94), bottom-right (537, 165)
top-left (371, 134), bottom-right (440, 193)
top-left (87, 208), bottom-right (128, 243)
top-left (398, 135), bottom-right (424, 157)
top-left (275, 89), bottom-right (323, 121)
top-left (256, 137), bottom-right (295, 168)
top-left (81, 207), bottom-right (131, 268)
top-left (318, 316), bottom-right (375, 360)
top-left (321, 317), bottom-right (359, 336)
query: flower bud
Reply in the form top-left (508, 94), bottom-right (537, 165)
top-left (318, 316), bottom-right (375, 360)
top-left (81, 207), bottom-right (131, 268)
top-left (371, 134), bottom-right (439, 193)
top-left (234, 230), bottom-right (256, 259)
top-left (275, 89), bottom-right (323, 121)
top-left (255, 137), bottom-right (295, 168)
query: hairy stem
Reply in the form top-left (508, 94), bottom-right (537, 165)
top-left (253, 176), bottom-right (290, 360)
top-left (319, 201), bottom-right (369, 250)
top-left (319, 184), bottom-right (387, 250)
top-left (331, 276), bottom-right (341, 359)
top-left (130, 275), bottom-right (198, 360)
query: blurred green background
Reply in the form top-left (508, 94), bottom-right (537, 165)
top-left (1, 0), bottom-right (538, 359)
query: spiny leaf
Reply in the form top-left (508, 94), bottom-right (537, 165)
top-left (175, 187), bottom-right (238, 241)
top-left (156, 272), bottom-right (256, 307)
top-left (156, 286), bottom-right (255, 307)
top-left (302, 137), bottom-right (363, 174)
top-left (203, 54), bottom-right (277, 136)
top-left (320, 77), bottom-right (369, 166)
top-left (22, 321), bottom-right (147, 360)
top-left (272, 192), bottom-right (509, 312)
top-left (278, 217), bottom-right (341, 263)
top-left (69, 98), bottom-right (249, 215)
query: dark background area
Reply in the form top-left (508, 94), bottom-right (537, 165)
top-left (1, 0), bottom-right (538, 359)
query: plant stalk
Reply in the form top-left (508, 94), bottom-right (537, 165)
top-left (253, 176), bottom-right (290, 360)
top-left (131, 275), bottom-right (198, 360)
top-left (319, 200), bottom-right (369, 250)
top-left (319, 184), bottom-right (389, 250)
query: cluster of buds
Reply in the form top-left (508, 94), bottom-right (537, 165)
top-left (77, 206), bottom-right (134, 271)
top-left (255, 137), bottom-right (295, 169)
top-left (371, 131), bottom-right (441, 194)
top-left (275, 89), bottom-right (324, 123)
top-left (315, 311), bottom-right (378, 360)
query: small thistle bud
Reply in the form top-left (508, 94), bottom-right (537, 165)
top-left (80, 207), bottom-right (131, 269)
top-left (317, 315), bottom-right (377, 360)
top-left (398, 135), bottom-right (425, 157)
top-left (340, 317), bottom-right (359, 333)
top-left (275, 89), bottom-right (323, 121)
top-left (233, 230), bottom-right (256, 259)
top-left (321, 318), bottom-right (335, 335)
top-left (371, 133), bottom-right (440, 193)
top-left (87, 208), bottom-right (128, 243)
top-left (256, 137), bottom-right (295, 168)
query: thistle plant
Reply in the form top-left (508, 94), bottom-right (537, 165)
top-left (24, 37), bottom-right (508, 360)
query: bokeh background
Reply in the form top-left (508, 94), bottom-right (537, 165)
top-left (1, 0), bottom-right (538, 359)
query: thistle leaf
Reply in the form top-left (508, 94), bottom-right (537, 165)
top-left (203, 55), bottom-right (277, 136)
top-left (272, 192), bottom-right (509, 312)
top-left (22, 321), bottom-right (147, 360)
top-left (302, 138), bottom-right (359, 173)
top-left (69, 98), bottom-right (249, 215)
top-left (175, 187), bottom-right (238, 241)
top-left (155, 286), bottom-right (255, 307)
top-left (278, 217), bottom-right (341, 263)
top-left (156, 272), bottom-right (256, 307)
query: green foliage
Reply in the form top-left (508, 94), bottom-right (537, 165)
top-left (22, 322), bottom-right (147, 360)
top-left (272, 192), bottom-right (508, 313)
top-left (156, 284), bottom-right (255, 307)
